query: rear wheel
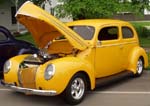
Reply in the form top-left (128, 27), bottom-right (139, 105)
top-left (134, 58), bottom-right (144, 77)
top-left (62, 73), bottom-right (87, 105)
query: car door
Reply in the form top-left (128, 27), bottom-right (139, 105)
top-left (120, 25), bottom-right (138, 69)
top-left (95, 25), bottom-right (123, 78)
top-left (0, 29), bottom-right (10, 71)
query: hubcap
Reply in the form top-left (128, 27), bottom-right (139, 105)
top-left (71, 78), bottom-right (85, 100)
top-left (137, 59), bottom-right (143, 74)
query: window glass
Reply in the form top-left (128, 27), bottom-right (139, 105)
top-left (98, 26), bottom-right (118, 41)
top-left (70, 26), bottom-right (95, 40)
top-left (122, 27), bottom-right (134, 38)
top-left (0, 31), bottom-right (7, 41)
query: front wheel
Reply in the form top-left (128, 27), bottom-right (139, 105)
top-left (62, 73), bottom-right (87, 105)
top-left (134, 58), bottom-right (144, 77)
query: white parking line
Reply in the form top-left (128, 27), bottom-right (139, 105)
top-left (0, 89), bottom-right (11, 91)
top-left (88, 91), bottom-right (150, 94)
top-left (0, 88), bottom-right (150, 94)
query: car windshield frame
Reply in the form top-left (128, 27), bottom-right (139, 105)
top-left (69, 25), bottom-right (95, 40)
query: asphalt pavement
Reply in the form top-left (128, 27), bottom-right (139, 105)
top-left (0, 70), bottom-right (150, 106)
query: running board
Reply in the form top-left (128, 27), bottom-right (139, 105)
top-left (96, 71), bottom-right (133, 87)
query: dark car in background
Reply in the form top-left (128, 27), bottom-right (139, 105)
top-left (0, 26), bottom-right (38, 77)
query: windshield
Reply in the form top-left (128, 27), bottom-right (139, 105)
top-left (70, 26), bottom-right (95, 40)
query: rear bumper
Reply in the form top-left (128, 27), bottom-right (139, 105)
top-left (1, 80), bottom-right (57, 96)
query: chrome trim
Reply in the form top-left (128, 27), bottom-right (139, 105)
top-left (3, 60), bottom-right (12, 74)
top-left (44, 64), bottom-right (55, 80)
top-left (96, 41), bottom-right (138, 48)
top-left (1, 81), bottom-right (57, 96)
top-left (18, 68), bottom-right (22, 86)
top-left (18, 61), bottom-right (38, 87)
top-left (71, 77), bottom-right (85, 100)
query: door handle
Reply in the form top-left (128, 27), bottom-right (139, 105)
top-left (119, 45), bottom-right (124, 49)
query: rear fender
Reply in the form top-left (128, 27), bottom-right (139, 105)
top-left (127, 47), bottom-right (148, 74)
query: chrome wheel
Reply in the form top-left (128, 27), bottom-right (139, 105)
top-left (62, 73), bottom-right (87, 105)
top-left (71, 78), bottom-right (85, 100)
top-left (136, 58), bottom-right (143, 75)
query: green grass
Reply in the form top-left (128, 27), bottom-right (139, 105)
top-left (139, 37), bottom-right (150, 70)
top-left (130, 21), bottom-right (150, 38)
top-left (147, 52), bottom-right (150, 70)
top-left (139, 37), bottom-right (150, 48)
top-left (15, 32), bottom-right (35, 45)
top-left (130, 21), bottom-right (150, 69)
top-left (130, 21), bottom-right (150, 27)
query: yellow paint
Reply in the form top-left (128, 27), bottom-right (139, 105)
top-left (4, 1), bottom-right (148, 95)
top-left (36, 57), bottom-right (95, 94)
top-left (16, 1), bottom-right (88, 50)
top-left (47, 40), bottom-right (73, 54)
top-left (4, 55), bottom-right (30, 85)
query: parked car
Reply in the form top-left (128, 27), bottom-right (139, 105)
top-left (0, 25), bottom-right (39, 77)
top-left (2, 1), bottom-right (148, 105)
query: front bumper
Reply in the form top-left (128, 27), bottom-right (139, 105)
top-left (1, 80), bottom-right (57, 96)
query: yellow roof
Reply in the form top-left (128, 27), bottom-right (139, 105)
top-left (66, 19), bottom-right (129, 27)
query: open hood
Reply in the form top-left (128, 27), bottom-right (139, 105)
top-left (16, 1), bottom-right (88, 50)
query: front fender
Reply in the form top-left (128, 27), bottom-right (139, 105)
top-left (127, 47), bottom-right (148, 74)
top-left (36, 57), bottom-right (95, 94)
top-left (4, 54), bottom-right (30, 85)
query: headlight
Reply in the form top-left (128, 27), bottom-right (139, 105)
top-left (44, 64), bottom-right (55, 80)
top-left (4, 60), bottom-right (11, 74)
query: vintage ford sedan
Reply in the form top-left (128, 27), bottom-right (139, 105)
top-left (2, 1), bottom-right (148, 105)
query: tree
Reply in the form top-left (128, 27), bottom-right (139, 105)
top-left (0, 0), bottom-right (46, 6)
top-left (0, 0), bottom-right (4, 4)
top-left (55, 0), bottom-right (150, 20)
top-left (131, 0), bottom-right (150, 15)
top-left (31, 0), bottom-right (45, 6)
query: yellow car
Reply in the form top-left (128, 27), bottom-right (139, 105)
top-left (2, 1), bottom-right (148, 105)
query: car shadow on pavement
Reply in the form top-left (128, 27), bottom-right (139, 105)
top-left (9, 91), bottom-right (70, 106)
top-left (1, 71), bottom-right (149, 106)
top-left (11, 77), bottom-right (132, 106)
top-left (94, 76), bottom-right (133, 91)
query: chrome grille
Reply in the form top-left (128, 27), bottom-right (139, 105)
top-left (18, 67), bottom-right (37, 89)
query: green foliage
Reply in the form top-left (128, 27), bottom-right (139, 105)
top-left (30, 0), bottom-right (45, 6)
top-left (55, 0), bottom-right (150, 20)
top-left (10, 0), bottom-right (27, 7)
top-left (15, 32), bottom-right (35, 45)
top-left (139, 37), bottom-right (150, 48)
top-left (142, 26), bottom-right (150, 38)
top-left (131, 0), bottom-right (150, 14)
top-left (0, 0), bottom-right (4, 4)
top-left (8, 0), bottom-right (45, 6)
top-left (148, 52), bottom-right (150, 70)
top-left (131, 21), bottom-right (150, 38)
top-left (55, 0), bottom-right (119, 20)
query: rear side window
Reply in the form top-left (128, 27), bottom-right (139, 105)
top-left (122, 27), bottom-right (134, 38)
top-left (0, 31), bottom-right (7, 41)
top-left (98, 26), bottom-right (118, 41)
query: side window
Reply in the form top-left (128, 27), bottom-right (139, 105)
top-left (70, 26), bottom-right (95, 40)
top-left (0, 31), bottom-right (7, 41)
top-left (98, 26), bottom-right (118, 41)
top-left (122, 27), bottom-right (134, 38)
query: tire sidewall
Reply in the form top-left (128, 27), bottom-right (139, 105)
top-left (62, 73), bottom-right (87, 105)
